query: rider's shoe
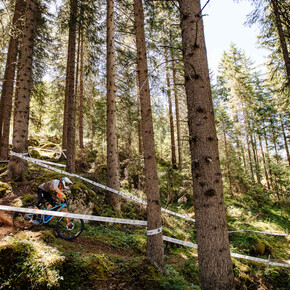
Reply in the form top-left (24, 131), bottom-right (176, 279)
top-left (30, 219), bottom-right (41, 225)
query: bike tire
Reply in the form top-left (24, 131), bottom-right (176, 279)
top-left (13, 203), bottom-right (39, 230)
top-left (56, 217), bottom-right (84, 240)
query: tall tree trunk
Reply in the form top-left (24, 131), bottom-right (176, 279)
top-left (136, 72), bottom-right (143, 156)
top-left (164, 45), bottom-right (177, 168)
top-left (263, 127), bottom-right (274, 190)
top-left (133, 0), bottom-right (164, 272)
top-left (13, 55), bottom-right (21, 134)
top-left (234, 115), bottom-right (247, 169)
top-left (258, 134), bottom-right (270, 189)
top-left (0, 0), bottom-right (24, 160)
top-left (170, 42), bottom-right (183, 169)
top-left (8, 0), bottom-right (38, 180)
top-left (242, 107), bottom-right (255, 181)
top-left (79, 31), bottom-right (84, 149)
top-left (280, 114), bottom-right (290, 165)
top-left (74, 22), bottom-right (81, 134)
top-left (223, 131), bottom-right (233, 196)
top-left (65, 0), bottom-right (78, 173)
top-left (106, 0), bottom-right (121, 212)
top-left (271, 0), bottom-right (290, 84)
top-left (250, 133), bottom-right (261, 184)
top-left (178, 0), bottom-right (234, 288)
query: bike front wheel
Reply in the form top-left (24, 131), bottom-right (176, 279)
top-left (56, 217), bottom-right (84, 240)
top-left (13, 203), bottom-right (39, 230)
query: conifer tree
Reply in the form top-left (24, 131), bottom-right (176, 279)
top-left (133, 0), bottom-right (165, 272)
top-left (178, 0), bottom-right (234, 288)
top-left (0, 0), bottom-right (24, 160)
top-left (8, 0), bottom-right (40, 179)
top-left (64, 0), bottom-right (78, 173)
top-left (106, 0), bottom-right (121, 211)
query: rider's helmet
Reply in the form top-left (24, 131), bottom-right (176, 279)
top-left (60, 176), bottom-right (73, 188)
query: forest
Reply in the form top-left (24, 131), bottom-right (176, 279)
top-left (0, 0), bottom-right (289, 289)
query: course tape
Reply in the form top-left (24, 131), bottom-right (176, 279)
top-left (0, 205), bottom-right (289, 268)
top-left (147, 227), bottom-right (162, 236)
top-left (0, 205), bottom-right (147, 226)
top-left (10, 151), bottom-right (195, 222)
top-left (163, 235), bottom-right (198, 249)
top-left (162, 236), bottom-right (289, 268)
top-left (31, 158), bottom-right (66, 168)
top-left (229, 229), bottom-right (289, 237)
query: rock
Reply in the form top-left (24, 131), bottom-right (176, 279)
top-left (253, 239), bottom-right (265, 255)
top-left (67, 185), bottom-right (95, 223)
top-left (30, 149), bottom-right (41, 159)
top-left (178, 195), bottom-right (187, 204)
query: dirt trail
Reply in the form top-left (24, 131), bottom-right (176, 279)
top-left (0, 212), bottom-right (14, 239)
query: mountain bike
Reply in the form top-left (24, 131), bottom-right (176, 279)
top-left (13, 199), bottom-right (84, 240)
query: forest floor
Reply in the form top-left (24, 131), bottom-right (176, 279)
top-left (0, 159), bottom-right (289, 289)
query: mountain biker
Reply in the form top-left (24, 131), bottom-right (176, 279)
top-left (37, 176), bottom-right (73, 209)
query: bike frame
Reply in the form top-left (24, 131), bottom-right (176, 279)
top-left (26, 203), bottom-right (67, 224)
top-left (42, 203), bottom-right (67, 223)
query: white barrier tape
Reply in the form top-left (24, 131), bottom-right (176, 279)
top-left (1, 204), bottom-right (289, 268)
top-left (0, 160), bottom-right (9, 163)
top-left (230, 252), bottom-right (290, 268)
top-left (60, 149), bottom-right (67, 159)
top-left (0, 205), bottom-right (147, 226)
top-left (163, 235), bottom-right (198, 248)
top-left (229, 229), bottom-right (289, 237)
top-left (147, 226), bottom-right (162, 236)
top-left (10, 151), bottom-right (195, 222)
top-left (33, 159), bottom-right (66, 168)
top-left (162, 236), bottom-right (289, 268)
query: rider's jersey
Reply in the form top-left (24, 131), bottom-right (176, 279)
top-left (39, 180), bottom-right (64, 199)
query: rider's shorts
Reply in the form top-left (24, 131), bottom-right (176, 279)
top-left (37, 188), bottom-right (56, 208)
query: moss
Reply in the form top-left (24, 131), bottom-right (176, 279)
top-left (253, 238), bottom-right (266, 255)
top-left (0, 164), bottom-right (7, 174)
top-left (0, 181), bottom-right (12, 198)
top-left (41, 142), bottom-right (58, 149)
top-left (28, 138), bottom-right (39, 146)
top-left (22, 194), bottom-right (37, 204)
top-left (0, 232), bottom-right (64, 289)
top-left (70, 181), bottom-right (88, 192)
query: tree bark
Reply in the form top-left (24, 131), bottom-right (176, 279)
top-left (178, 0), bottom-right (234, 288)
top-left (250, 133), bottom-right (261, 184)
top-left (271, 0), bottom-right (290, 85)
top-left (0, 0), bottom-right (24, 160)
top-left (263, 127), bottom-right (274, 190)
top-left (223, 131), bottom-right (233, 196)
top-left (242, 107), bottom-right (255, 182)
top-left (280, 114), bottom-right (290, 165)
top-left (65, 0), bottom-right (78, 173)
top-left (133, 0), bottom-right (165, 272)
top-left (8, 0), bottom-right (38, 180)
top-left (258, 134), bottom-right (270, 189)
top-left (170, 42), bottom-right (183, 169)
top-left (136, 72), bottom-right (143, 156)
top-left (164, 45), bottom-right (177, 168)
top-left (106, 0), bottom-right (121, 212)
top-left (79, 31), bottom-right (84, 149)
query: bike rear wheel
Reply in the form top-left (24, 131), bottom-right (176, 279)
top-left (56, 217), bottom-right (84, 240)
top-left (13, 203), bottom-right (40, 230)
